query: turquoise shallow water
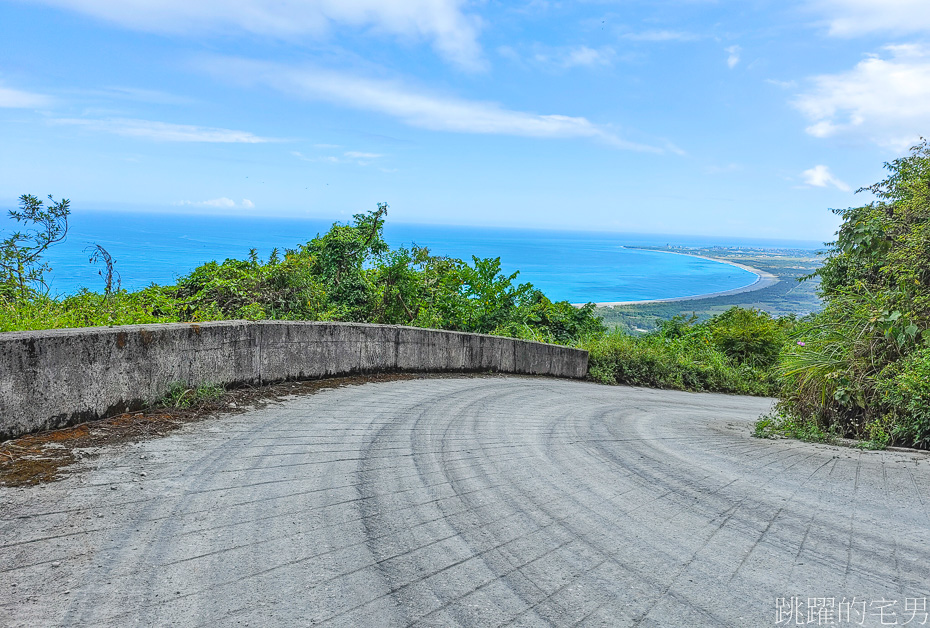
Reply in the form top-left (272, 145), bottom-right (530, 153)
top-left (15, 211), bottom-right (820, 303)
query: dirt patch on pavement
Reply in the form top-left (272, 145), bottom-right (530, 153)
top-left (0, 372), bottom-right (487, 487)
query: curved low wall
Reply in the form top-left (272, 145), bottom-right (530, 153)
top-left (0, 321), bottom-right (588, 440)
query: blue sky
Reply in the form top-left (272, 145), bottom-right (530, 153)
top-left (1, 0), bottom-right (929, 240)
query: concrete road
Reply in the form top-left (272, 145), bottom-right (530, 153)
top-left (2, 377), bottom-right (929, 627)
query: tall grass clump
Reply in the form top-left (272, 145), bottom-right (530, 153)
top-left (157, 383), bottom-right (226, 409)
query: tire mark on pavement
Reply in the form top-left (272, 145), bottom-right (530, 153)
top-left (2, 377), bottom-right (928, 627)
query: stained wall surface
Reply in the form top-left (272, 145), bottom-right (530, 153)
top-left (0, 321), bottom-right (588, 440)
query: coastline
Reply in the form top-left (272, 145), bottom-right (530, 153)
top-left (576, 247), bottom-right (779, 307)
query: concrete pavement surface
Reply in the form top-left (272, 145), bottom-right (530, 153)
top-left (2, 376), bottom-right (929, 627)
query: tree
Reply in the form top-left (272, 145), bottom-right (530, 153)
top-left (304, 202), bottom-right (389, 321)
top-left (0, 194), bottom-right (70, 300)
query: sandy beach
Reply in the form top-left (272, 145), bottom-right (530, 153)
top-left (577, 248), bottom-right (779, 307)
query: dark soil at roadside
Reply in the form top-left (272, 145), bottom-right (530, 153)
top-left (0, 372), bottom-right (493, 487)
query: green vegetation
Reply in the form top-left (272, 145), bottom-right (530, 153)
top-left (584, 307), bottom-right (792, 396)
top-left (772, 140), bottom-right (930, 449)
top-left (752, 411), bottom-right (837, 444)
top-left (158, 382), bottom-right (226, 409)
top-left (1, 194), bottom-right (70, 301)
top-left (0, 202), bottom-right (604, 345)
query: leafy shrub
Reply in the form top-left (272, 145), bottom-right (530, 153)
top-left (174, 249), bottom-right (326, 321)
top-left (875, 347), bottom-right (930, 448)
top-left (584, 311), bottom-right (784, 396)
top-left (705, 307), bottom-right (792, 367)
top-left (776, 139), bottom-right (930, 448)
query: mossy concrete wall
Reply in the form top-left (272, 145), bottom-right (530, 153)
top-left (0, 321), bottom-right (588, 440)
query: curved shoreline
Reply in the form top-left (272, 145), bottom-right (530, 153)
top-left (575, 247), bottom-right (779, 307)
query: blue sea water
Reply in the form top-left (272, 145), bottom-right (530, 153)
top-left (10, 211), bottom-right (822, 303)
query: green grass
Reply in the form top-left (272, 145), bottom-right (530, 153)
top-left (0, 289), bottom-right (185, 332)
top-left (752, 411), bottom-right (837, 444)
top-left (157, 383), bottom-right (226, 409)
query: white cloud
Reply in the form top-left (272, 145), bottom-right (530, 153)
top-left (532, 45), bottom-right (614, 68)
top-left (203, 57), bottom-right (660, 151)
top-left (98, 86), bottom-right (196, 105)
top-left (26, 0), bottom-right (483, 70)
top-left (802, 165), bottom-right (851, 191)
top-left (52, 117), bottom-right (276, 143)
top-left (0, 84), bottom-right (51, 108)
top-left (501, 44), bottom-right (617, 69)
top-left (559, 46), bottom-right (614, 68)
top-left (725, 46), bottom-right (741, 69)
top-left (811, 0), bottom-right (930, 37)
top-left (292, 149), bottom-right (383, 165)
top-left (175, 198), bottom-right (255, 208)
top-left (766, 79), bottom-right (798, 89)
top-left (705, 163), bottom-right (742, 175)
top-left (793, 45), bottom-right (930, 150)
top-left (497, 45), bottom-right (521, 62)
top-left (621, 30), bottom-right (698, 42)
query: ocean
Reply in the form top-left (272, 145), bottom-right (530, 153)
top-left (11, 211), bottom-right (822, 304)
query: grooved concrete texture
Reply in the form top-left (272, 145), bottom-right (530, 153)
top-left (2, 377), bottom-right (928, 626)
top-left (0, 322), bottom-right (587, 440)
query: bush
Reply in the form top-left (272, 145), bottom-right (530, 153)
top-left (875, 347), bottom-right (930, 448)
top-left (174, 249), bottom-right (326, 321)
top-left (776, 139), bottom-right (930, 448)
top-left (584, 312), bottom-right (783, 396)
top-left (705, 307), bottom-right (792, 368)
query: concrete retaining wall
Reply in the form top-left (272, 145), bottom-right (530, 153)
top-left (0, 321), bottom-right (589, 440)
